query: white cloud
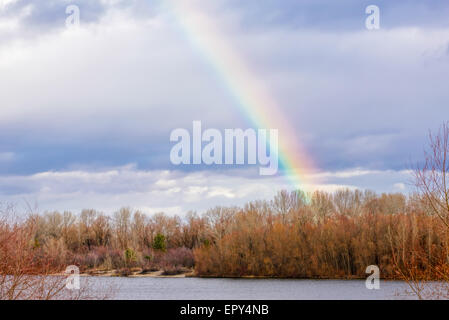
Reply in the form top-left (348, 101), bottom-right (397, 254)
top-left (0, 0), bottom-right (19, 11)
top-left (393, 182), bottom-right (406, 191)
top-left (0, 165), bottom-right (413, 215)
top-left (0, 7), bottom-right (236, 139)
top-left (310, 168), bottom-right (412, 180)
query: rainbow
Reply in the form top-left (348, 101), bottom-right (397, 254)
top-left (165, 0), bottom-right (317, 191)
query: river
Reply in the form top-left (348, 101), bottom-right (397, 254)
top-left (86, 277), bottom-right (416, 300)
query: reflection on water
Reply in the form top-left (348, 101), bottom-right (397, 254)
top-left (85, 277), bottom-right (415, 300)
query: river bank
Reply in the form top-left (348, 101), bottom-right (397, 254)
top-left (77, 268), bottom-right (403, 281)
top-left (79, 268), bottom-right (195, 278)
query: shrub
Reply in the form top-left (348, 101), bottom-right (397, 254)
top-left (161, 247), bottom-right (195, 268)
top-left (153, 233), bottom-right (166, 252)
top-left (124, 248), bottom-right (137, 267)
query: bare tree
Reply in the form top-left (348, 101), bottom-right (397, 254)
top-left (396, 122), bottom-right (449, 299)
top-left (0, 207), bottom-right (113, 300)
top-left (415, 122), bottom-right (449, 227)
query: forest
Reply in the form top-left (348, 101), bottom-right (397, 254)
top-left (0, 188), bottom-right (447, 280)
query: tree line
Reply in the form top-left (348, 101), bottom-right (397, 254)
top-left (4, 188), bottom-right (445, 280)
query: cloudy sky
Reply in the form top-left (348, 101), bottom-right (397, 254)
top-left (1, 0), bottom-right (448, 215)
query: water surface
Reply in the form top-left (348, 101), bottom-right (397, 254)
top-left (88, 277), bottom-right (415, 300)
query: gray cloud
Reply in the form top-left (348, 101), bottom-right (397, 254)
top-left (0, 0), bottom-right (157, 28)
top-left (220, 0), bottom-right (449, 30)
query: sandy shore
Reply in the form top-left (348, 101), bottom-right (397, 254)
top-left (79, 269), bottom-right (195, 278)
